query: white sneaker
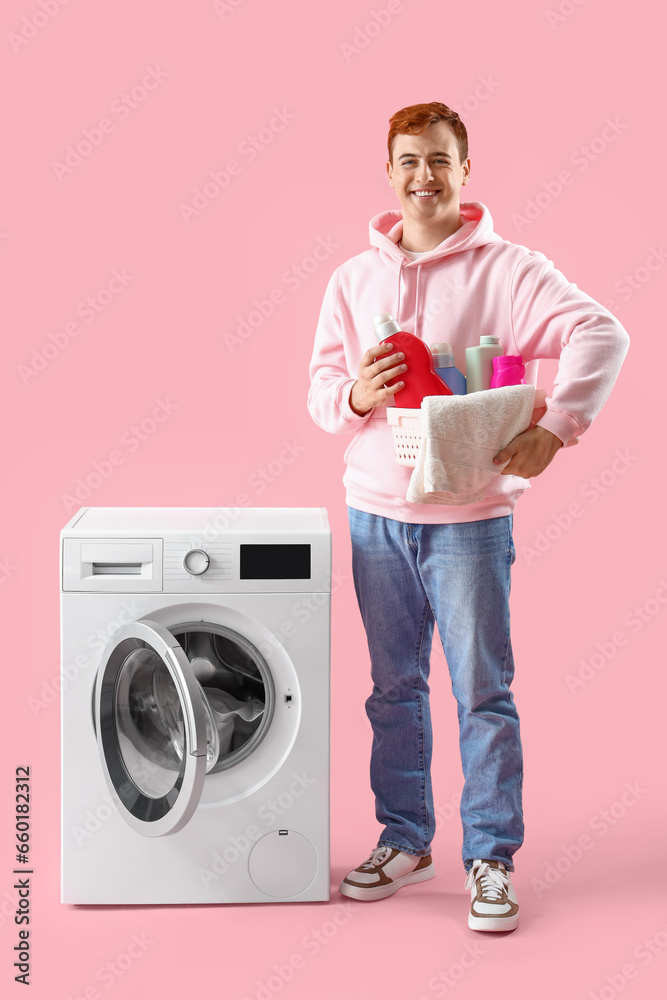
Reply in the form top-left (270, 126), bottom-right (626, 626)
top-left (464, 859), bottom-right (519, 931)
top-left (339, 845), bottom-right (435, 901)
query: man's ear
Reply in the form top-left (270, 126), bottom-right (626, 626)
top-left (386, 159), bottom-right (394, 188)
top-left (462, 158), bottom-right (471, 185)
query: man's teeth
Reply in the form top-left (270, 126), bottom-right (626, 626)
top-left (413, 190), bottom-right (438, 197)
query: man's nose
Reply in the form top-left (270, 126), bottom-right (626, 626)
top-left (415, 161), bottom-right (435, 183)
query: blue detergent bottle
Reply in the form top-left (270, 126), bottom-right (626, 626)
top-left (430, 343), bottom-right (467, 395)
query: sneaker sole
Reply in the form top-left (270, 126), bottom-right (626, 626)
top-left (339, 863), bottom-right (435, 901)
top-left (468, 911), bottom-right (519, 932)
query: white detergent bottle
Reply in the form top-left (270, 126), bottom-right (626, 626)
top-left (465, 336), bottom-right (504, 393)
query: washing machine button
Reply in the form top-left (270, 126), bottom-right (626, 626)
top-left (183, 549), bottom-right (210, 576)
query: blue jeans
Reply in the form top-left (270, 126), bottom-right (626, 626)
top-left (347, 507), bottom-right (524, 873)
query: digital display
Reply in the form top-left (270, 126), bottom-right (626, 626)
top-left (240, 544), bottom-right (311, 580)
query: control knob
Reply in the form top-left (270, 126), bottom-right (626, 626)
top-left (183, 549), bottom-right (210, 576)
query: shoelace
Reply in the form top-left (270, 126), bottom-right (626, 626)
top-left (359, 846), bottom-right (393, 870)
top-left (464, 862), bottom-right (510, 900)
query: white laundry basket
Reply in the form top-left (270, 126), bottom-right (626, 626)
top-left (386, 388), bottom-right (553, 469)
top-left (386, 406), bottom-right (423, 467)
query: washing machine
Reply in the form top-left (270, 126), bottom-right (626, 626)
top-left (60, 507), bottom-right (331, 904)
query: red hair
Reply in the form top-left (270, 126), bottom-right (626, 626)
top-left (388, 102), bottom-right (468, 164)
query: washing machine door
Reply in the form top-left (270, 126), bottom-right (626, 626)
top-left (94, 620), bottom-right (209, 837)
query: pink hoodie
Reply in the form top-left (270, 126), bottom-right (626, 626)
top-left (307, 202), bottom-right (630, 524)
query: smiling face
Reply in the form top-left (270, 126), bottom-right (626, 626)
top-left (386, 120), bottom-right (471, 235)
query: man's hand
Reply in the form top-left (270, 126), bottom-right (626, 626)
top-left (349, 343), bottom-right (407, 415)
top-left (493, 425), bottom-right (564, 478)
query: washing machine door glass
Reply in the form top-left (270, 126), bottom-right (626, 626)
top-left (95, 620), bottom-right (209, 837)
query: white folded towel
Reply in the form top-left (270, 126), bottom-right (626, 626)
top-left (406, 385), bottom-right (536, 506)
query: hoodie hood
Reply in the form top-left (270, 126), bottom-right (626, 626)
top-left (368, 201), bottom-right (501, 337)
top-left (369, 201), bottom-right (500, 268)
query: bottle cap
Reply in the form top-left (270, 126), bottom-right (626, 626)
top-left (480, 335), bottom-right (500, 345)
top-left (373, 313), bottom-right (401, 341)
top-left (493, 354), bottom-right (523, 367)
top-left (430, 342), bottom-right (455, 366)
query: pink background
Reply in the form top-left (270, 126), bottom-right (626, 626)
top-left (2, 0), bottom-right (665, 997)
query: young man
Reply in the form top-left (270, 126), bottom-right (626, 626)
top-left (307, 103), bottom-right (629, 931)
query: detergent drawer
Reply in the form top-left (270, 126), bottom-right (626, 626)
top-left (62, 538), bottom-right (164, 592)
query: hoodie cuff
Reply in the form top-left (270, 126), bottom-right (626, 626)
top-left (536, 407), bottom-right (582, 447)
top-left (339, 379), bottom-right (375, 425)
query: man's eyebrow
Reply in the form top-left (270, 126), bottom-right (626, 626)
top-left (398, 151), bottom-right (452, 159)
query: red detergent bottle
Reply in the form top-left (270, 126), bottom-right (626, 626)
top-left (373, 313), bottom-right (453, 408)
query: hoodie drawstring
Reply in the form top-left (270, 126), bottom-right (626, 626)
top-left (396, 259), bottom-right (423, 338)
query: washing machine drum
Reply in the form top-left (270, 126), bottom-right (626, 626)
top-left (94, 620), bottom-right (272, 837)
